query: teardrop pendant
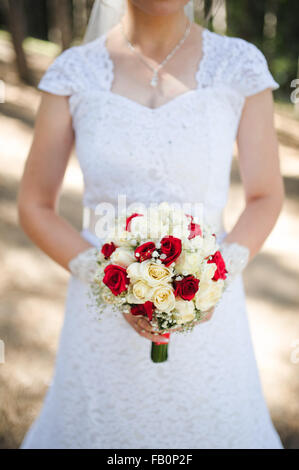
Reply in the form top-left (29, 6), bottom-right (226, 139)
top-left (150, 72), bottom-right (158, 88)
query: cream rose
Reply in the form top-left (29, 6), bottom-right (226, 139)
top-left (175, 251), bottom-right (202, 276)
top-left (172, 224), bottom-right (190, 240)
top-left (127, 261), bottom-right (173, 286)
top-left (110, 228), bottom-right (132, 247)
top-left (195, 279), bottom-right (224, 311)
top-left (110, 247), bottom-right (136, 268)
top-left (158, 201), bottom-right (172, 216)
top-left (126, 280), bottom-right (153, 304)
top-left (187, 234), bottom-right (203, 250)
top-left (129, 216), bottom-right (149, 238)
top-left (152, 285), bottom-right (175, 313)
top-left (201, 233), bottom-right (219, 259)
top-left (199, 260), bottom-right (217, 283)
top-left (148, 216), bottom-right (169, 239)
top-left (173, 298), bottom-right (195, 324)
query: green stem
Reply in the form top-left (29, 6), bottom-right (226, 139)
top-left (151, 342), bottom-right (168, 363)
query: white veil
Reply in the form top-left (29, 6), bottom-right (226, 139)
top-left (84, 0), bottom-right (195, 43)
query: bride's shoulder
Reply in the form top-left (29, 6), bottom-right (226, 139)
top-left (51, 34), bottom-right (107, 67)
top-left (37, 35), bottom-right (110, 96)
top-left (203, 29), bottom-right (279, 96)
top-left (205, 28), bottom-right (266, 64)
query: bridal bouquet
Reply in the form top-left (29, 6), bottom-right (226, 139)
top-left (91, 203), bottom-right (228, 362)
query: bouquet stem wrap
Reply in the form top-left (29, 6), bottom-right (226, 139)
top-left (151, 333), bottom-right (170, 363)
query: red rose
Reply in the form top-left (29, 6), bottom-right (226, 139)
top-left (135, 242), bottom-right (156, 262)
top-left (131, 301), bottom-right (154, 321)
top-left (101, 242), bottom-right (117, 259)
top-left (126, 213), bottom-right (143, 231)
top-left (160, 236), bottom-right (182, 267)
top-left (188, 222), bottom-right (202, 240)
top-left (207, 251), bottom-right (227, 281)
top-left (185, 214), bottom-right (202, 240)
top-left (103, 264), bottom-right (129, 296)
top-left (174, 275), bottom-right (199, 300)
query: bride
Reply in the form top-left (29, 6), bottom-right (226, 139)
top-left (19, 0), bottom-right (284, 449)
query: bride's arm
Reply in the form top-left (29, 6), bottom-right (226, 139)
top-left (18, 92), bottom-right (92, 271)
top-left (224, 89), bottom-right (284, 261)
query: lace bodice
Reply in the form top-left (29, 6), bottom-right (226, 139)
top-left (38, 29), bottom-right (278, 222)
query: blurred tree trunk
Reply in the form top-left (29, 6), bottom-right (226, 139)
top-left (53, 0), bottom-right (72, 50)
top-left (263, 0), bottom-right (278, 59)
top-left (7, 0), bottom-right (31, 83)
top-left (275, 0), bottom-right (299, 93)
top-left (73, 0), bottom-right (88, 41)
top-left (226, 0), bottom-right (266, 46)
top-left (204, 0), bottom-right (214, 28)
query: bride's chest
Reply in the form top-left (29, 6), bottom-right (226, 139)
top-left (70, 87), bottom-right (244, 171)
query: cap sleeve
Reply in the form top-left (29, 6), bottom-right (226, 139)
top-left (232, 40), bottom-right (279, 97)
top-left (38, 46), bottom-right (81, 96)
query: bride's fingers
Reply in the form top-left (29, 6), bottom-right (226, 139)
top-left (128, 314), bottom-right (154, 333)
top-left (132, 321), bottom-right (168, 342)
top-left (122, 313), bottom-right (168, 342)
top-left (192, 308), bottom-right (214, 326)
top-left (134, 318), bottom-right (168, 342)
top-left (167, 325), bottom-right (183, 333)
top-left (134, 316), bottom-right (153, 333)
top-left (139, 329), bottom-right (169, 343)
top-left (200, 308), bottom-right (214, 323)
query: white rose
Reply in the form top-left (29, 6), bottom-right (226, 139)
top-left (126, 262), bottom-right (142, 281)
top-left (172, 223), bottom-right (190, 240)
top-left (110, 247), bottom-right (136, 268)
top-left (158, 202), bottom-right (171, 215)
top-left (129, 216), bottom-right (148, 238)
top-left (157, 202), bottom-right (174, 224)
top-left (188, 234), bottom-right (203, 250)
top-left (199, 260), bottom-right (217, 283)
top-left (171, 211), bottom-right (188, 226)
top-left (127, 260), bottom-right (173, 286)
top-left (96, 251), bottom-right (105, 263)
top-left (150, 223), bottom-right (170, 240)
top-left (110, 228), bottom-right (132, 247)
top-left (201, 233), bottom-right (219, 259)
top-left (152, 285), bottom-right (175, 313)
top-left (175, 251), bottom-right (202, 276)
top-left (146, 210), bottom-right (170, 239)
top-left (195, 279), bottom-right (224, 312)
top-left (126, 280), bottom-right (153, 304)
top-left (173, 298), bottom-right (195, 324)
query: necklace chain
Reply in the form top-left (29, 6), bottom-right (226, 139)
top-left (120, 20), bottom-right (192, 88)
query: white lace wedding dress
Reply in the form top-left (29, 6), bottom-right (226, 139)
top-left (21, 28), bottom-right (283, 449)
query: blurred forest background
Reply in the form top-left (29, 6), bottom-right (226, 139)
top-left (0, 0), bottom-right (299, 450)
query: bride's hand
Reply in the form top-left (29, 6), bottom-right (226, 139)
top-left (194, 307), bottom-right (215, 325)
top-left (122, 313), bottom-right (169, 343)
top-left (123, 307), bottom-right (214, 340)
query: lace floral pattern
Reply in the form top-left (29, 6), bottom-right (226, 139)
top-left (21, 30), bottom-right (282, 449)
top-left (68, 247), bottom-right (100, 283)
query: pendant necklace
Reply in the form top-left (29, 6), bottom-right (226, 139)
top-left (120, 20), bottom-right (192, 88)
